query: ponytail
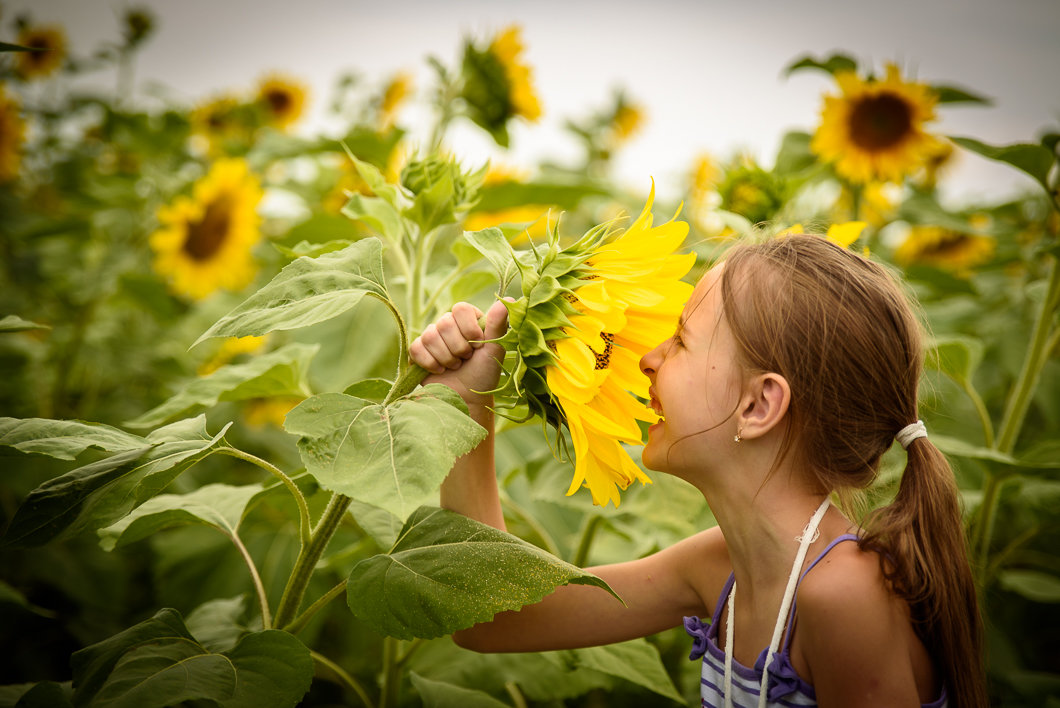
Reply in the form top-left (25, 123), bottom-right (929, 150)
top-left (862, 438), bottom-right (988, 708)
top-left (721, 235), bottom-right (988, 707)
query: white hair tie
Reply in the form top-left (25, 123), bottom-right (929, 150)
top-left (896, 420), bottom-right (928, 449)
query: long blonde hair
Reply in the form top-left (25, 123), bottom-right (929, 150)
top-left (720, 234), bottom-right (986, 708)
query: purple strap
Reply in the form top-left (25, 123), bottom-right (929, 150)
top-left (780, 532), bottom-right (861, 651)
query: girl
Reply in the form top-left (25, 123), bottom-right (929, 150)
top-left (409, 234), bottom-right (987, 707)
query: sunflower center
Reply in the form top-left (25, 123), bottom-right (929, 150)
top-left (593, 333), bottom-right (614, 370)
top-left (264, 89), bottom-right (292, 115)
top-left (849, 92), bottom-right (913, 150)
top-left (183, 196), bottom-right (233, 261)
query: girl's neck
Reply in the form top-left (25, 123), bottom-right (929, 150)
top-left (703, 475), bottom-right (835, 599)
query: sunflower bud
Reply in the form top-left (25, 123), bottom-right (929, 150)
top-left (400, 155), bottom-right (485, 232)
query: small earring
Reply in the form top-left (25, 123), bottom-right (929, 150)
top-left (733, 428), bottom-right (742, 443)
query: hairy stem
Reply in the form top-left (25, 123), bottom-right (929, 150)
top-left (274, 493), bottom-right (353, 628)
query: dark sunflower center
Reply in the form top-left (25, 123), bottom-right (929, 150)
top-left (183, 196), bottom-right (233, 261)
top-left (265, 90), bottom-right (292, 115)
top-left (924, 232), bottom-right (971, 259)
top-left (849, 93), bottom-right (913, 150)
top-left (593, 333), bottom-right (614, 370)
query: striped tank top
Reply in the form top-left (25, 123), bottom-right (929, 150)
top-left (683, 534), bottom-right (948, 708)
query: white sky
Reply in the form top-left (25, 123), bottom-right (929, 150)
top-left (12, 0), bottom-right (1060, 206)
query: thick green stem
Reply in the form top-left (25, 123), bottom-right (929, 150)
top-left (384, 364), bottom-right (430, 405)
top-left (274, 493), bottom-right (353, 628)
top-left (573, 514), bottom-right (606, 567)
top-left (369, 292), bottom-right (409, 380)
top-left (219, 447), bottom-right (311, 546)
top-left (283, 580), bottom-right (347, 635)
top-left (228, 531), bottom-right (272, 629)
top-left (311, 650), bottom-right (375, 708)
top-left (996, 257), bottom-right (1060, 454)
top-left (379, 636), bottom-right (401, 708)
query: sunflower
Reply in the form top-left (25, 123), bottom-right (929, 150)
top-left (717, 161), bottom-right (788, 226)
top-left (460, 25), bottom-right (541, 146)
top-left (493, 185), bottom-right (694, 506)
top-left (150, 159), bottom-right (264, 300)
top-left (190, 94), bottom-right (249, 156)
top-left (379, 72), bottom-right (413, 128)
top-left (0, 84), bottom-right (25, 182)
top-left (244, 396), bottom-right (303, 428)
top-left (893, 225), bottom-right (995, 274)
top-left (255, 74), bottom-right (308, 130)
top-left (489, 26), bottom-right (542, 122)
top-left (198, 335), bottom-right (267, 375)
top-left (812, 63), bottom-right (940, 184)
top-left (15, 25), bottom-right (67, 80)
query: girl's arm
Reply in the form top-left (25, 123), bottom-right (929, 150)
top-left (410, 302), bottom-right (725, 652)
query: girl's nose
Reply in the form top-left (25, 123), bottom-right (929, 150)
top-left (640, 340), bottom-right (664, 378)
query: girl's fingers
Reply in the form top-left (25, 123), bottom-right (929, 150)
top-left (413, 323), bottom-right (458, 372)
top-left (452, 302), bottom-right (486, 349)
top-left (436, 311), bottom-right (475, 364)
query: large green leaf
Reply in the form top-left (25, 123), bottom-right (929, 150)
top-left (0, 419), bottom-right (146, 460)
top-left (342, 193), bottom-right (404, 242)
top-left (98, 482), bottom-right (266, 551)
top-left (221, 630), bottom-right (314, 708)
top-left (284, 385), bottom-right (487, 520)
top-left (473, 180), bottom-right (609, 212)
top-left (545, 640), bottom-right (683, 703)
top-left (930, 433), bottom-right (1018, 465)
top-left (3, 417), bottom-right (231, 547)
top-left (71, 609), bottom-right (312, 708)
top-left (185, 596), bottom-right (248, 653)
top-left (926, 335), bottom-right (985, 387)
top-left (125, 343), bottom-right (317, 428)
top-left (409, 673), bottom-right (510, 708)
top-left (92, 638), bottom-right (237, 708)
top-left (194, 239), bottom-right (390, 345)
top-left (347, 506), bottom-right (619, 640)
top-left (950, 136), bottom-right (1055, 193)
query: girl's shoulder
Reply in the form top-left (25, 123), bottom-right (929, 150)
top-left (791, 540), bottom-right (937, 703)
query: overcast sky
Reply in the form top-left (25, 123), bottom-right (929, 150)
top-left (12, 0), bottom-right (1060, 205)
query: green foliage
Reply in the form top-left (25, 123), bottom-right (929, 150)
top-left (285, 388), bottom-right (487, 520)
top-left (347, 506), bottom-right (618, 639)
top-left (2, 11), bottom-right (1058, 708)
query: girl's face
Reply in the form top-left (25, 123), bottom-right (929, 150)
top-left (639, 265), bottom-right (745, 475)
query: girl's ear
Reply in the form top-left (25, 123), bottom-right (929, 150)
top-left (738, 372), bottom-right (790, 439)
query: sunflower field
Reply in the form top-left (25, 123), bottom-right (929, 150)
top-left (2, 7), bottom-right (1059, 708)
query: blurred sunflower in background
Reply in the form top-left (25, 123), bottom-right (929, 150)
top-left (379, 71), bottom-right (413, 128)
top-left (717, 159), bottom-right (789, 226)
top-left (459, 24), bottom-right (541, 146)
top-left (190, 94), bottom-right (248, 156)
top-left (0, 84), bottom-right (24, 182)
top-left (893, 224), bottom-right (995, 274)
top-left (14, 24), bottom-right (67, 80)
top-left (812, 63), bottom-right (940, 184)
top-left (150, 158), bottom-right (264, 300)
top-left (255, 74), bottom-right (308, 131)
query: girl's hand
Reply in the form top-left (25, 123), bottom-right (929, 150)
top-left (410, 300), bottom-right (508, 410)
